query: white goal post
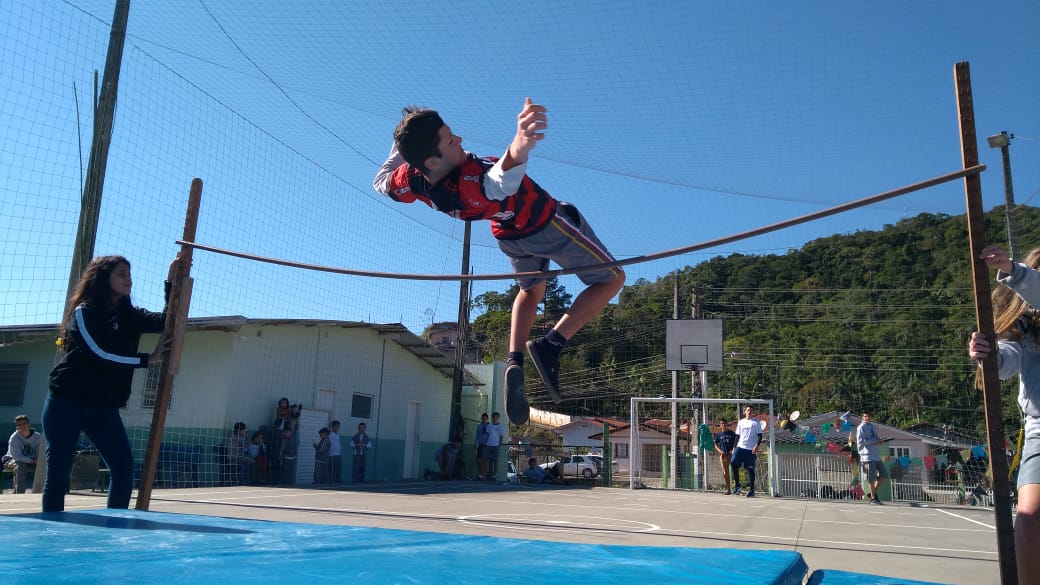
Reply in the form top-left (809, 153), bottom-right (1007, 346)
top-left (629, 397), bottom-right (777, 496)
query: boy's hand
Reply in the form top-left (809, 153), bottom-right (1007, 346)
top-left (508, 97), bottom-right (548, 165)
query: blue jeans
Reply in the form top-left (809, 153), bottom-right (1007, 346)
top-left (41, 393), bottom-right (134, 511)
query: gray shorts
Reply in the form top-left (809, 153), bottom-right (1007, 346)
top-left (498, 202), bottom-right (622, 290)
top-left (1019, 434), bottom-right (1040, 489)
top-left (860, 460), bottom-right (889, 483)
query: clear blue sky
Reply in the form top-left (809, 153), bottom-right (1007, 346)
top-left (2, 0), bottom-right (1038, 333)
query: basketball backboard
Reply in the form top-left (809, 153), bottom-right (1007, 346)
top-left (665, 319), bottom-right (723, 371)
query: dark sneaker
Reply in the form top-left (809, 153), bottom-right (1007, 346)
top-left (746, 491), bottom-right (756, 498)
top-left (722, 490), bottom-right (731, 495)
top-left (732, 487), bottom-right (743, 496)
top-left (870, 497), bottom-right (882, 505)
top-left (526, 339), bottom-right (562, 403)
top-left (504, 360), bottom-right (529, 426)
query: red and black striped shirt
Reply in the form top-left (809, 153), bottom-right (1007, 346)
top-left (385, 154), bottom-right (557, 240)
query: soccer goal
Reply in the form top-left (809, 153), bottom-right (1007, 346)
top-left (628, 397), bottom-right (777, 497)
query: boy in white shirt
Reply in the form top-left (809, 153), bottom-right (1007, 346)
top-left (732, 406), bottom-right (762, 497)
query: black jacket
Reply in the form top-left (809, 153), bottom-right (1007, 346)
top-left (49, 296), bottom-right (167, 408)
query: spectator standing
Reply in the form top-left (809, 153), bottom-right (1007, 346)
top-left (485, 412), bottom-right (506, 480)
top-left (313, 427), bottom-right (331, 484)
top-left (855, 411), bottom-right (888, 505)
top-left (271, 397), bottom-right (300, 480)
top-left (732, 406), bottom-right (762, 497)
top-left (4, 415), bottom-right (45, 494)
top-left (224, 422), bottom-right (253, 486)
top-left (328, 421), bottom-right (342, 483)
top-left (42, 255), bottom-right (176, 511)
top-left (350, 422), bottom-right (372, 482)
top-left (272, 398), bottom-right (301, 432)
top-left (474, 413), bottom-right (490, 480)
top-left (277, 427), bottom-right (297, 485)
top-left (245, 430), bottom-right (268, 485)
top-left (713, 419), bottom-right (737, 494)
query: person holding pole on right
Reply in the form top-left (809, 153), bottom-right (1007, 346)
top-left (970, 244), bottom-right (1040, 585)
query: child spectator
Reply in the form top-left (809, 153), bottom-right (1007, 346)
top-left (246, 430), bottom-right (269, 485)
top-left (328, 421), bottom-right (342, 483)
top-left (474, 413), bottom-right (490, 480)
top-left (350, 422), bottom-right (372, 482)
top-left (224, 422), bottom-right (253, 486)
top-left (425, 441), bottom-right (461, 480)
top-left (523, 457), bottom-right (563, 484)
top-left (278, 427), bottom-right (297, 485)
top-left (313, 427), bottom-right (330, 484)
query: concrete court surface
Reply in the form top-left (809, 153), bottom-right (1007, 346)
top-left (0, 482), bottom-right (1001, 584)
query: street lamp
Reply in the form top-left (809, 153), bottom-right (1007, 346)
top-left (725, 352), bottom-right (742, 399)
top-left (987, 130), bottom-right (1018, 258)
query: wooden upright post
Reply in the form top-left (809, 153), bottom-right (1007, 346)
top-left (136, 179), bottom-right (202, 510)
top-left (955, 61), bottom-right (1018, 585)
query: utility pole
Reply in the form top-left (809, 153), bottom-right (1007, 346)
top-left (669, 273), bottom-right (679, 487)
top-left (987, 131), bottom-right (1018, 258)
top-left (66, 0), bottom-right (130, 298)
top-left (448, 221), bottom-right (472, 445)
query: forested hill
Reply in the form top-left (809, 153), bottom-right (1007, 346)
top-left (468, 205), bottom-right (1040, 435)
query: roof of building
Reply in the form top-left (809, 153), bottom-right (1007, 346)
top-left (0, 317), bottom-right (482, 385)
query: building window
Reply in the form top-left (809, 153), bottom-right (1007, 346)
top-left (351, 393), bottom-right (373, 419)
top-left (140, 360), bottom-right (166, 410)
top-left (0, 362), bottom-right (29, 406)
top-left (891, 446), bottom-right (911, 459)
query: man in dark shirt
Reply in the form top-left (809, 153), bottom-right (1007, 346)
top-left (714, 420), bottom-right (738, 494)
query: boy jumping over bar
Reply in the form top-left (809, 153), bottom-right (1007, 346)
top-left (373, 98), bottom-right (625, 426)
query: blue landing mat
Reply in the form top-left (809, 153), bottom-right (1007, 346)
top-left (807, 569), bottom-right (952, 585)
top-left (0, 510), bottom-right (807, 585)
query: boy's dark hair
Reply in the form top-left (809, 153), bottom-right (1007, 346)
top-left (14, 414), bottom-right (28, 424)
top-left (394, 108), bottom-right (444, 172)
top-left (233, 422), bottom-right (246, 432)
top-left (319, 427), bottom-right (329, 435)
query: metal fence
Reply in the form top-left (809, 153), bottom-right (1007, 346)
top-left (625, 446), bottom-right (995, 508)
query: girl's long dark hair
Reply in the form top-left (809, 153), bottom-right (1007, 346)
top-left (59, 255), bottom-right (131, 348)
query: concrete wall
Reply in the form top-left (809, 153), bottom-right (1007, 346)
top-left (0, 322), bottom-right (454, 484)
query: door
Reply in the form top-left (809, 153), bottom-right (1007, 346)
top-left (403, 401), bottom-right (421, 479)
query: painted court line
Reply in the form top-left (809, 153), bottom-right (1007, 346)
top-left (934, 507), bottom-right (996, 530)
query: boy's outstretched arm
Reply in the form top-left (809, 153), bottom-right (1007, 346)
top-left (372, 144), bottom-right (404, 196)
top-left (500, 97), bottom-right (547, 172)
